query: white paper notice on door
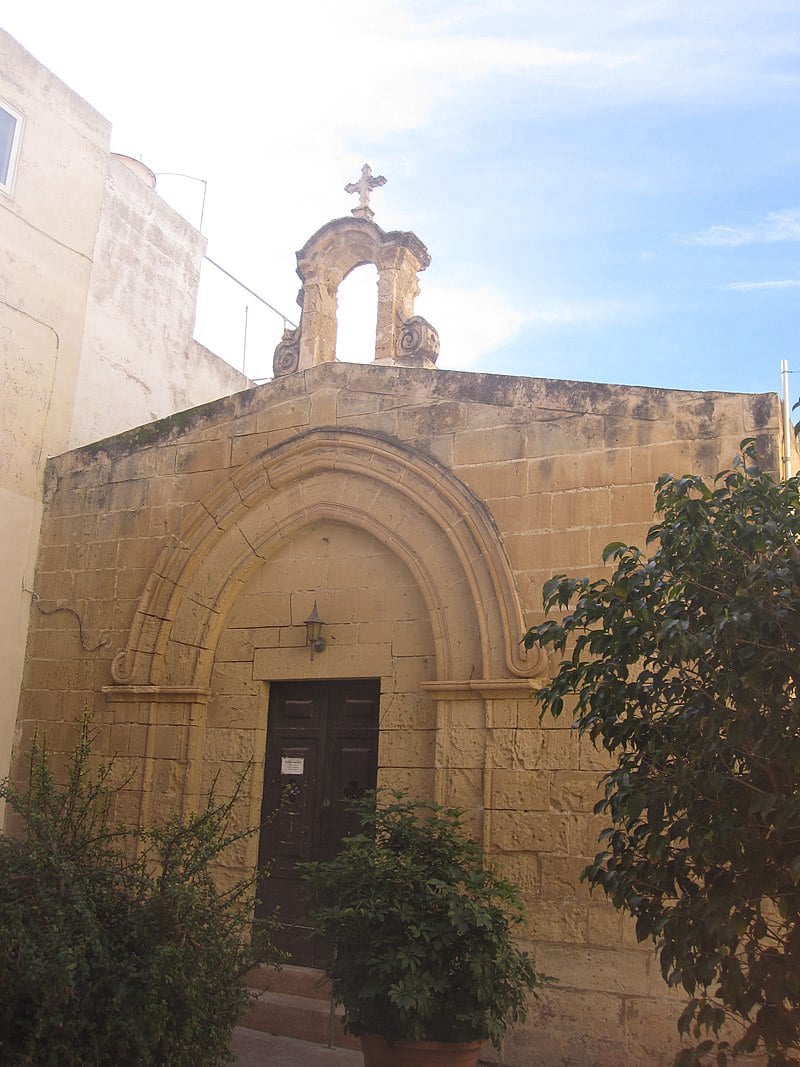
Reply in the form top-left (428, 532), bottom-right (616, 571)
top-left (281, 756), bottom-right (305, 776)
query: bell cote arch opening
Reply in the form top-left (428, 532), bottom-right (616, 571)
top-left (335, 263), bottom-right (379, 364)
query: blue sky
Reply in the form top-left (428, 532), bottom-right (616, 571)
top-left (4, 0), bottom-right (800, 397)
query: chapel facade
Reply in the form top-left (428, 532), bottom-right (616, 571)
top-left (14, 178), bottom-right (785, 1065)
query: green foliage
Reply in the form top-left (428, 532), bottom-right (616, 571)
top-left (301, 792), bottom-right (551, 1049)
top-left (523, 440), bottom-right (800, 1066)
top-left (0, 718), bottom-right (278, 1067)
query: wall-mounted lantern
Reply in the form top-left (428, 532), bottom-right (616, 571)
top-left (304, 601), bottom-right (326, 659)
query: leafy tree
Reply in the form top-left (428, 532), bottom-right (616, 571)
top-left (523, 440), bottom-right (800, 1066)
top-left (0, 717), bottom-right (278, 1067)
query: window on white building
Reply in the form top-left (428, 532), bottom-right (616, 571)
top-left (0, 100), bottom-right (23, 195)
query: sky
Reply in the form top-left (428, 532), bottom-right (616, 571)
top-left (4, 0), bottom-right (800, 397)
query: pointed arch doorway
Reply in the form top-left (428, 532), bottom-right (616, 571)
top-left (255, 678), bottom-right (380, 966)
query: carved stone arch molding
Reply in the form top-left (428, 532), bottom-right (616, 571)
top-left (109, 428), bottom-right (544, 693)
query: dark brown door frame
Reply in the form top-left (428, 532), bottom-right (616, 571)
top-left (255, 678), bottom-right (380, 966)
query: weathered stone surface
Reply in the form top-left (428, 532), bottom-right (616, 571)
top-left (17, 339), bottom-right (786, 1067)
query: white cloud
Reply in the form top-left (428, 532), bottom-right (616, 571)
top-left (415, 283), bottom-right (629, 371)
top-left (721, 279), bottom-right (800, 291)
top-left (681, 209), bottom-right (800, 247)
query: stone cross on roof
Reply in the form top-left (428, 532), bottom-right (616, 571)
top-left (345, 163), bottom-right (387, 221)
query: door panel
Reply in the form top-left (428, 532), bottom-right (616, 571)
top-left (256, 679), bottom-right (380, 966)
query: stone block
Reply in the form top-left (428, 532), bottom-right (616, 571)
top-left (392, 654), bottom-right (435, 691)
top-left (527, 412), bottom-right (607, 456)
top-left (540, 854), bottom-right (593, 899)
top-left (425, 434), bottom-right (455, 467)
top-left (490, 853), bottom-right (540, 895)
top-left (492, 727), bottom-right (579, 771)
top-left (128, 724), bottom-right (148, 758)
top-left (206, 694), bottom-right (261, 731)
top-left (109, 722), bottom-right (130, 756)
top-left (487, 493), bottom-right (553, 535)
top-left (175, 437), bottom-right (231, 474)
top-left (589, 521), bottom-right (649, 561)
top-left (609, 482), bottom-right (658, 524)
top-left (505, 529), bottom-right (593, 573)
top-left (487, 698), bottom-right (522, 729)
top-left (528, 453), bottom-right (583, 492)
top-left (379, 692), bottom-right (434, 729)
top-left (231, 431), bottom-right (271, 467)
top-left (378, 728), bottom-right (434, 768)
top-left (524, 897), bottom-right (588, 943)
top-left (113, 788), bottom-right (143, 827)
top-left (623, 994), bottom-right (689, 1062)
top-left (205, 726), bottom-right (258, 763)
top-left (309, 387), bottom-right (338, 426)
top-left (336, 392), bottom-right (381, 418)
top-left (579, 736), bottom-right (618, 772)
top-left (440, 767), bottom-right (483, 812)
top-left (491, 768), bottom-right (550, 811)
top-left (230, 592), bottom-right (291, 629)
top-left (152, 755), bottom-right (189, 796)
top-left (338, 408), bottom-right (399, 436)
top-left (200, 758), bottom-right (251, 798)
top-left (211, 661), bottom-right (262, 698)
top-left (630, 441), bottom-right (693, 486)
top-left (491, 811), bottom-right (569, 854)
top-left (534, 986), bottom-right (627, 1044)
top-left (365, 619), bottom-right (434, 656)
top-left (550, 770), bottom-right (603, 813)
top-left (255, 396), bottom-right (310, 433)
top-left (36, 543), bottom-right (68, 573)
top-left (581, 447), bottom-right (632, 489)
top-left (107, 479), bottom-right (149, 511)
top-left (603, 413), bottom-right (677, 449)
top-left (443, 726), bottom-right (485, 768)
top-left (490, 1018), bottom-right (634, 1067)
top-left (109, 451), bottom-right (158, 484)
top-left (568, 813), bottom-right (609, 858)
top-left (49, 487), bottom-right (86, 517)
top-left (453, 426), bottom-right (527, 465)
top-left (552, 488), bottom-right (611, 530)
top-left (587, 900), bottom-right (625, 946)
top-left (376, 765), bottom-right (434, 798)
top-left (152, 725), bottom-right (185, 760)
top-left (447, 699), bottom-right (485, 730)
top-left (535, 943), bottom-right (652, 996)
top-left (459, 460), bottom-right (528, 501)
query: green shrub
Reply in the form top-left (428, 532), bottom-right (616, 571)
top-left (302, 792), bottom-right (551, 1049)
top-left (0, 718), bottom-right (277, 1067)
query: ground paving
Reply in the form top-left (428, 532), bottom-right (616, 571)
top-left (232, 1026), bottom-right (363, 1065)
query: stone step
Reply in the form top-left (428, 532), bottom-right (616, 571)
top-left (243, 966), bottom-right (360, 1052)
top-left (248, 963), bottom-right (332, 1000)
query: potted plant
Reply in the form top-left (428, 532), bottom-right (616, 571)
top-left (301, 792), bottom-right (552, 1066)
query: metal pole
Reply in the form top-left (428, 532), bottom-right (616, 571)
top-left (242, 305), bottom-right (249, 374)
top-left (781, 359), bottom-right (793, 480)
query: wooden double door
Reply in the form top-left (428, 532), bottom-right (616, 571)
top-left (255, 679), bottom-right (380, 965)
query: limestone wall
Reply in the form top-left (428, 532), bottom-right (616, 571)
top-left (0, 28), bottom-right (110, 800)
top-left (70, 155), bottom-right (250, 450)
top-left (16, 363), bottom-right (780, 1066)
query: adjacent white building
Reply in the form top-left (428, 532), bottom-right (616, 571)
top-left (0, 28), bottom-right (251, 793)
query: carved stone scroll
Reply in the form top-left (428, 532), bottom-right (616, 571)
top-left (395, 316), bottom-right (440, 368)
top-left (272, 324), bottom-right (301, 377)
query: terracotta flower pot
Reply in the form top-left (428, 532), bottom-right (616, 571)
top-left (360, 1033), bottom-right (483, 1066)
